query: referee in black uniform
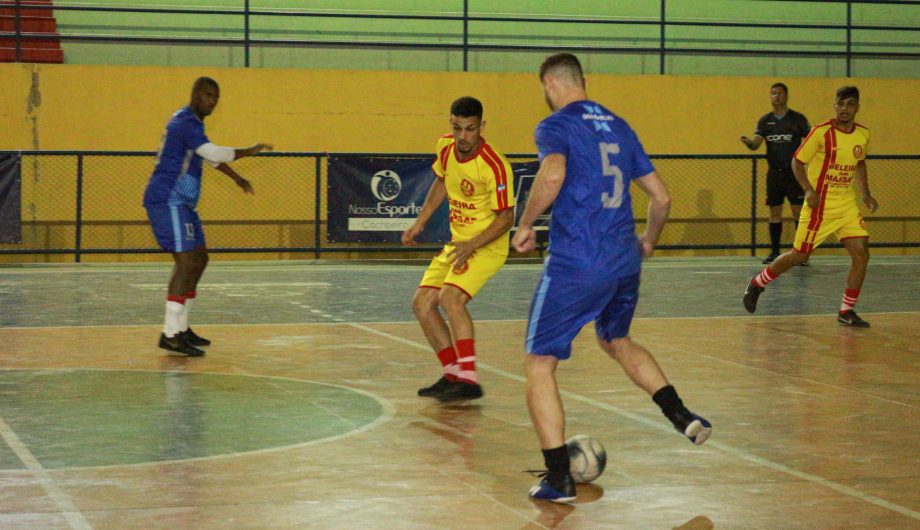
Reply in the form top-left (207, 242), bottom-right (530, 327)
top-left (741, 82), bottom-right (811, 264)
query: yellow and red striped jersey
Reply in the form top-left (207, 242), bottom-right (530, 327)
top-left (794, 119), bottom-right (870, 214)
top-left (432, 134), bottom-right (515, 254)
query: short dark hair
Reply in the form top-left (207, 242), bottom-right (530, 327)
top-left (451, 96), bottom-right (483, 119)
top-left (836, 85), bottom-right (860, 101)
top-left (539, 53), bottom-right (584, 86)
top-left (771, 82), bottom-right (788, 94)
top-left (192, 76), bottom-right (219, 93)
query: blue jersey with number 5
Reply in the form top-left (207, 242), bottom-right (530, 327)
top-left (534, 100), bottom-right (654, 274)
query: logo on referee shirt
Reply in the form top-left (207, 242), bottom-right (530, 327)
top-left (369, 170), bottom-right (402, 202)
top-left (853, 145), bottom-right (863, 159)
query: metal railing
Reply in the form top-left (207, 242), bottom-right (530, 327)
top-left (1, 151), bottom-right (917, 262)
top-left (2, 1), bottom-right (918, 74)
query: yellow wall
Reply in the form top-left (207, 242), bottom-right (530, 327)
top-left (0, 63), bottom-right (916, 262)
top-left (1, 63), bottom-right (917, 154)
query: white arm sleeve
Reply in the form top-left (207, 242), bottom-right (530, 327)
top-left (195, 143), bottom-right (235, 164)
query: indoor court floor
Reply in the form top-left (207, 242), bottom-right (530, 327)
top-left (0, 256), bottom-right (917, 529)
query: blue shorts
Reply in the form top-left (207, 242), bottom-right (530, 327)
top-left (145, 204), bottom-right (205, 253)
top-left (525, 265), bottom-right (640, 360)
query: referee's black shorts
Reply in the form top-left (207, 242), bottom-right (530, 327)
top-left (765, 167), bottom-right (805, 207)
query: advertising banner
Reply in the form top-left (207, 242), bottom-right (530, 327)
top-left (327, 156), bottom-right (548, 244)
top-left (327, 156), bottom-right (449, 243)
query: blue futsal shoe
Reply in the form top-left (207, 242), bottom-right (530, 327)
top-left (528, 473), bottom-right (576, 503)
top-left (680, 414), bottom-right (712, 446)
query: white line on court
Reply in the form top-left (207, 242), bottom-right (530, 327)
top-left (2, 310), bottom-right (916, 331)
top-left (692, 352), bottom-right (919, 409)
top-left (346, 322), bottom-right (920, 522)
top-left (1, 257), bottom-right (917, 275)
top-left (0, 368), bottom-right (396, 473)
top-left (4, 313), bottom-right (914, 412)
top-left (0, 417), bottom-right (93, 530)
top-left (128, 282), bottom-right (331, 288)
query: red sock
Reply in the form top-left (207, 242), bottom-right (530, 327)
top-left (455, 339), bottom-right (478, 384)
top-left (840, 288), bottom-right (860, 313)
top-left (753, 266), bottom-right (778, 288)
top-left (437, 346), bottom-right (459, 382)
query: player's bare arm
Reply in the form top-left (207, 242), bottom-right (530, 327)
top-left (740, 134), bottom-right (764, 150)
top-left (446, 208), bottom-right (514, 268)
top-left (512, 153), bottom-right (566, 253)
top-left (215, 163), bottom-right (254, 194)
top-left (402, 178), bottom-right (447, 246)
top-left (854, 160), bottom-right (878, 213)
top-left (791, 158), bottom-right (818, 208)
top-left (633, 170), bottom-right (671, 258)
top-left (235, 143), bottom-right (273, 160)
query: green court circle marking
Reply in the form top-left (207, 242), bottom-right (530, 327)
top-left (0, 368), bottom-right (393, 470)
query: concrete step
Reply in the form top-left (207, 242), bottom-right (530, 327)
top-left (1, 36), bottom-right (60, 48)
top-left (0, 15), bottom-right (57, 32)
top-left (0, 46), bottom-right (63, 62)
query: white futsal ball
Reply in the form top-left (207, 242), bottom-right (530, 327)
top-left (566, 434), bottom-right (607, 483)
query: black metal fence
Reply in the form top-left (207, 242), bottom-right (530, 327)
top-left (1, 151), bottom-right (916, 262)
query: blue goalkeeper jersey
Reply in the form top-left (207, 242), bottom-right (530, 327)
top-left (534, 100), bottom-right (655, 274)
top-left (143, 106), bottom-right (211, 208)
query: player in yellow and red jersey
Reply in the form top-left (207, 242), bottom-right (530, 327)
top-left (402, 96), bottom-right (515, 401)
top-left (743, 86), bottom-right (879, 327)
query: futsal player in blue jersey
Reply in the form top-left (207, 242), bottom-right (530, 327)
top-left (512, 54), bottom-right (712, 502)
top-left (144, 77), bottom-right (272, 356)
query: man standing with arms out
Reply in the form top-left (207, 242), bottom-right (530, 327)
top-left (512, 53), bottom-right (711, 503)
top-left (744, 86), bottom-right (877, 327)
top-left (741, 83), bottom-right (811, 264)
top-left (402, 97), bottom-right (515, 402)
top-left (144, 77), bottom-right (272, 356)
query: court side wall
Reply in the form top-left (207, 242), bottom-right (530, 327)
top-left (0, 63), bottom-right (916, 154)
top-left (0, 64), bottom-right (916, 261)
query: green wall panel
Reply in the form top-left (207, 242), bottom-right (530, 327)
top-left (45, 0), bottom-right (920, 77)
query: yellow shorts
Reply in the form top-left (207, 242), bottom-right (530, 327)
top-left (794, 203), bottom-right (869, 253)
top-left (419, 243), bottom-right (507, 298)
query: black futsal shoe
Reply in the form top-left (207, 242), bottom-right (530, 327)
top-left (838, 310), bottom-right (870, 328)
top-left (669, 410), bottom-right (713, 446)
top-left (761, 253), bottom-right (780, 264)
top-left (528, 471), bottom-right (576, 503)
top-left (437, 381), bottom-right (484, 402)
top-left (182, 327), bottom-right (211, 347)
top-left (417, 376), bottom-right (452, 397)
top-left (158, 333), bottom-right (205, 357)
top-left (743, 277), bottom-right (764, 313)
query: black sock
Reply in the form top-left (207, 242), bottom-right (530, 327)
top-left (652, 385), bottom-right (691, 428)
top-left (769, 222), bottom-right (782, 255)
top-left (542, 445), bottom-right (570, 475)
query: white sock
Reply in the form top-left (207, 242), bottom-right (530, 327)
top-left (179, 297), bottom-right (193, 332)
top-left (163, 301), bottom-right (184, 337)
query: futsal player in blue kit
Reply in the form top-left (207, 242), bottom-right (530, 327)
top-left (144, 77), bottom-right (272, 356)
top-left (511, 54), bottom-right (712, 502)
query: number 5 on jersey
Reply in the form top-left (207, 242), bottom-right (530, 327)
top-left (600, 142), bottom-right (624, 209)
